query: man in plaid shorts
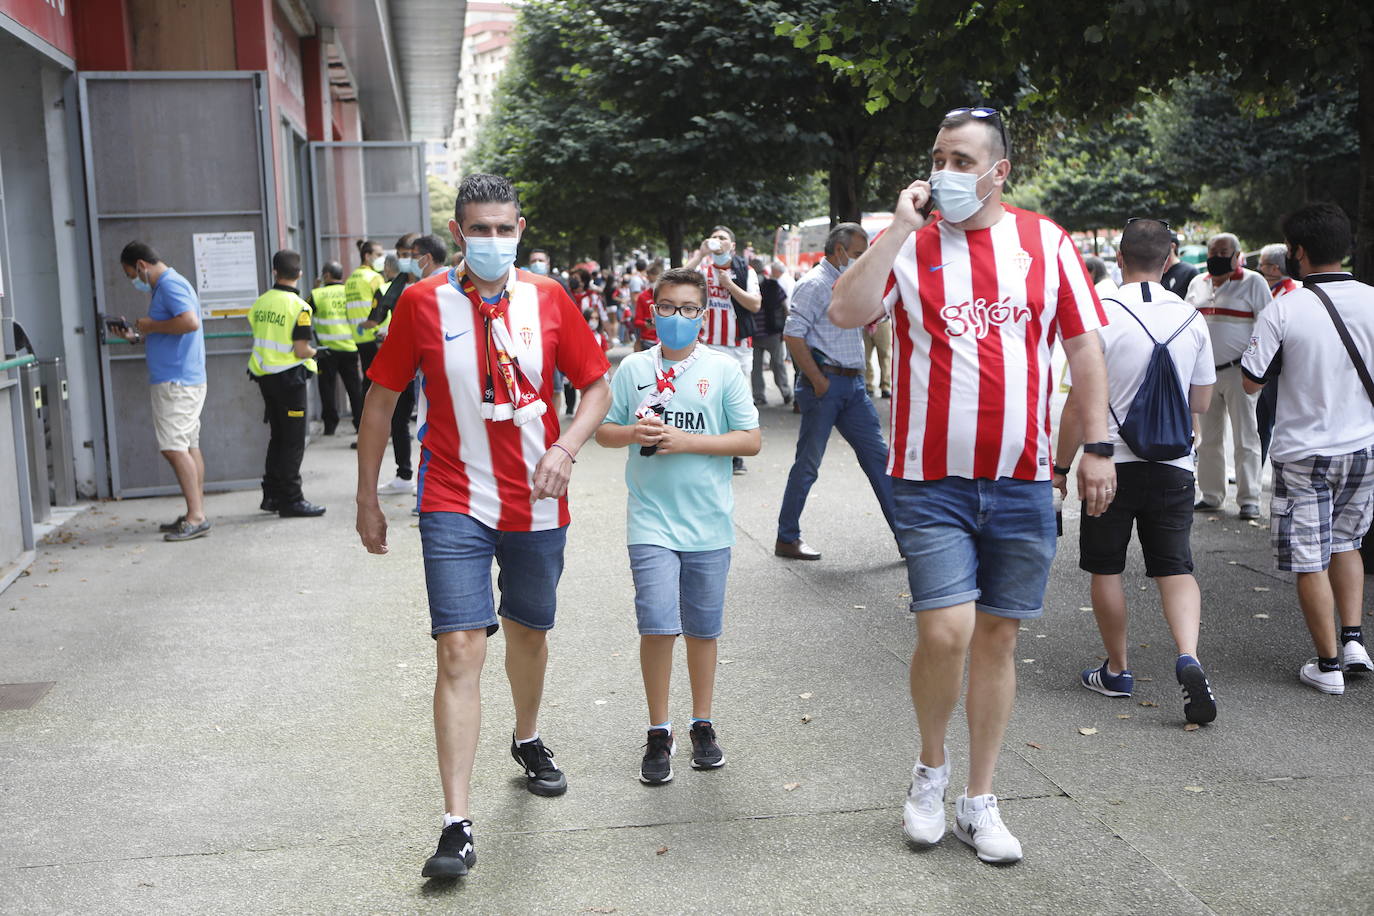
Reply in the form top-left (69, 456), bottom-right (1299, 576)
top-left (1242, 202), bottom-right (1374, 695)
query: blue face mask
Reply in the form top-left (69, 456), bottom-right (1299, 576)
top-left (711, 251), bottom-right (731, 267)
top-left (397, 257), bottom-right (416, 276)
top-left (461, 233), bottom-right (519, 282)
top-left (130, 270), bottom-right (151, 294)
top-left (928, 162), bottom-right (998, 224)
top-left (528, 261), bottom-right (549, 275)
top-left (655, 311), bottom-right (703, 349)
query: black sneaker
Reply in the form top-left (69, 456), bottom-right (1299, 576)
top-left (640, 727), bottom-right (675, 784)
top-left (1177, 657), bottom-right (1217, 725)
top-left (421, 819), bottom-right (476, 878)
top-left (510, 735), bottom-right (568, 796)
top-left (689, 721), bottom-right (725, 769)
top-left (732, 457), bottom-right (747, 476)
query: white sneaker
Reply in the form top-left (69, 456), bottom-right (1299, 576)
top-left (901, 747), bottom-right (949, 845)
top-left (1299, 660), bottom-right (1345, 695)
top-left (377, 476), bottom-right (416, 495)
top-left (953, 793), bottom-right (1023, 864)
top-left (1342, 640), bottom-right (1373, 674)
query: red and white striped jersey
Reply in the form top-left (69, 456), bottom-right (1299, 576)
top-left (368, 268), bottom-right (610, 531)
top-left (882, 206), bottom-right (1106, 482)
top-left (697, 260), bottom-right (759, 347)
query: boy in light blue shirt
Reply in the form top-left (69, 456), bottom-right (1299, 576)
top-left (596, 268), bottom-right (760, 784)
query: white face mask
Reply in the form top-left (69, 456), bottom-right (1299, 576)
top-left (928, 162), bottom-right (999, 224)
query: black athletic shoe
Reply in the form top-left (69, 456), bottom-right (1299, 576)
top-left (510, 735), bottom-right (568, 796)
top-left (1177, 657), bottom-right (1217, 725)
top-left (689, 721), bottom-right (725, 769)
top-left (421, 819), bottom-right (476, 878)
top-left (278, 500), bottom-right (326, 518)
top-left (260, 496), bottom-right (277, 512)
top-left (732, 456), bottom-right (747, 476)
top-left (640, 727), bottom-right (675, 784)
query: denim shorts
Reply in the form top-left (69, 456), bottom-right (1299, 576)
top-left (628, 544), bottom-right (731, 639)
top-left (893, 476), bottom-right (1056, 619)
top-left (418, 512), bottom-right (568, 637)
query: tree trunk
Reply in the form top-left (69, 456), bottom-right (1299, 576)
top-left (598, 234), bottom-right (615, 273)
top-left (1356, 30), bottom-right (1374, 283)
top-left (828, 149), bottom-right (862, 225)
top-left (662, 217), bottom-right (685, 268)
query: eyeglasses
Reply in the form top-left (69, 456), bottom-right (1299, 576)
top-left (654, 302), bottom-right (704, 320)
top-left (945, 106), bottom-right (1010, 159)
top-left (1126, 217), bottom-right (1171, 230)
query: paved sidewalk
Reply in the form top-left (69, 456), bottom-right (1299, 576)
top-left (3, 358), bottom-right (1373, 914)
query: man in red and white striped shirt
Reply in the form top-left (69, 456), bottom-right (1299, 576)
top-left (355, 174), bottom-right (611, 879)
top-left (832, 107), bottom-right (1115, 865)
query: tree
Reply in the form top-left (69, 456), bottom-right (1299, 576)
top-left (426, 175), bottom-right (458, 252)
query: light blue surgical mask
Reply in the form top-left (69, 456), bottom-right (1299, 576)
top-left (655, 312), bottom-right (703, 350)
top-left (928, 162), bottom-right (998, 224)
top-left (711, 251), bottom-right (731, 267)
top-left (130, 270), bottom-right (151, 294)
top-left (461, 232), bottom-right (519, 282)
top-left (528, 260), bottom-right (550, 275)
top-left (397, 257), bottom-right (416, 276)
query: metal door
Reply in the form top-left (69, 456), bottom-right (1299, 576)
top-left (79, 72), bottom-right (277, 496)
top-left (306, 142), bottom-right (430, 281)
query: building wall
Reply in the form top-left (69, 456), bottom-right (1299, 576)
top-left (128, 0), bottom-right (236, 70)
top-left (431, 0), bottom-right (519, 179)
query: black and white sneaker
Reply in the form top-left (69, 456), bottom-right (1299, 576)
top-left (640, 728), bottom-right (675, 784)
top-left (510, 735), bottom-right (568, 796)
top-left (421, 819), bottom-right (476, 878)
top-left (689, 721), bottom-right (725, 769)
top-left (1177, 656), bottom-right (1217, 725)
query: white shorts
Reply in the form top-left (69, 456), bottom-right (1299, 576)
top-left (150, 382), bottom-right (206, 451)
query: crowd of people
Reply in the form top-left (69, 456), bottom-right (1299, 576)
top-left (107, 109), bottom-right (1374, 879)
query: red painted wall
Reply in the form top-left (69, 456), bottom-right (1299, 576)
top-left (0, 0), bottom-right (78, 58)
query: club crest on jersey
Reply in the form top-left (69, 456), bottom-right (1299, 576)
top-left (942, 297), bottom-right (1032, 339)
top-left (520, 327), bottom-right (534, 348)
top-left (697, 377), bottom-right (710, 397)
top-left (1013, 248), bottom-right (1034, 278)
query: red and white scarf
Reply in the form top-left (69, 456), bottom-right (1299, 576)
top-left (635, 343), bottom-right (702, 419)
top-left (452, 269), bottom-right (546, 426)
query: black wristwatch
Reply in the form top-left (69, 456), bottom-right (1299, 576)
top-left (1052, 464), bottom-right (1072, 477)
top-left (1082, 442), bottom-right (1115, 458)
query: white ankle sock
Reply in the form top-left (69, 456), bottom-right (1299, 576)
top-left (443, 812), bottom-right (468, 827)
top-left (514, 731), bottom-right (540, 745)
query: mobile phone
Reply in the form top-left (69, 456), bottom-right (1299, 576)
top-left (103, 315), bottom-right (129, 332)
top-left (920, 195), bottom-right (936, 219)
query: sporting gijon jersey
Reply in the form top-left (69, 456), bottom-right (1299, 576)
top-left (367, 268), bottom-right (610, 531)
top-left (882, 206), bottom-right (1106, 482)
top-left (697, 260), bottom-right (759, 347)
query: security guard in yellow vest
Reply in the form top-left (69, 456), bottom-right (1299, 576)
top-left (346, 239), bottom-right (386, 377)
top-left (248, 249), bottom-right (325, 518)
top-left (307, 260), bottom-right (363, 436)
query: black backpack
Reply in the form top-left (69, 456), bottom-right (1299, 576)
top-left (1104, 289), bottom-right (1198, 461)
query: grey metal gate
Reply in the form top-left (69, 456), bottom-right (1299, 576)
top-left (306, 141), bottom-right (430, 282)
top-left (79, 72), bottom-right (278, 497)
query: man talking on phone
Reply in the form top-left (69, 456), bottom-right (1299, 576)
top-left (830, 106), bottom-right (1113, 864)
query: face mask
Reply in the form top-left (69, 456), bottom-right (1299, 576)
top-left (928, 162), bottom-right (998, 223)
top-left (711, 251), bottom-right (731, 267)
top-left (529, 261), bottom-right (549, 275)
top-left (413, 257), bottom-right (429, 279)
top-left (460, 233), bottom-right (519, 282)
top-left (1285, 251), bottom-right (1303, 280)
top-left (1206, 255), bottom-right (1234, 278)
top-left (130, 272), bottom-right (151, 294)
top-left (655, 311), bottom-right (703, 349)
top-left (396, 257), bottom-right (415, 276)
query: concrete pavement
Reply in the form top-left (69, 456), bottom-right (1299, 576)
top-left (3, 351), bottom-right (1373, 915)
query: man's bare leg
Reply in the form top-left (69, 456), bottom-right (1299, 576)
top-left (503, 619), bottom-right (549, 741)
top-left (161, 449), bottom-right (205, 524)
top-left (434, 629), bottom-right (487, 816)
top-left (910, 601), bottom-right (976, 769)
top-left (1331, 549), bottom-right (1365, 629)
top-left (1157, 574), bottom-right (1202, 659)
top-left (1090, 574), bottom-right (1130, 672)
top-left (965, 612), bottom-right (1020, 798)
top-left (1296, 570), bottom-right (1339, 659)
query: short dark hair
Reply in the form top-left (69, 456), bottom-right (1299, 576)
top-left (1083, 255), bottom-right (1109, 285)
top-left (322, 260), bottom-right (344, 281)
top-left (635, 259), bottom-right (647, 272)
top-left (646, 261), bottom-right (663, 279)
top-left (824, 222), bottom-right (866, 257)
top-left (938, 108), bottom-right (1009, 161)
top-left (120, 240), bottom-right (161, 267)
top-left (272, 249), bottom-right (302, 279)
top-left (395, 232), bottom-right (420, 250)
top-left (413, 234), bottom-right (448, 266)
top-left (654, 267), bottom-right (707, 307)
top-left (749, 257), bottom-right (767, 276)
top-left (1281, 202), bottom-right (1351, 267)
top-left (356, 239), bottom-right (383, 260)
top-left (711, 225), bottom-right (736, 244)
top-left (529, 248), bottom-right (549, 258)
top-left (1120, 219), bottom-right (1173, 274)
top-left (455, 173), bottom-right (520, 223)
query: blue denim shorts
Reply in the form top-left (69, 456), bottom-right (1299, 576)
top-left (627, 545), bottom-right (731, 639)
top-left (418, 512), bottom-right (568, 637)
top-left (893, 476), bottom-right (1056, 619)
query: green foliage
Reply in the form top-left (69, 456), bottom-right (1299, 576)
top-left (426, 175), bottom-right (458, 251)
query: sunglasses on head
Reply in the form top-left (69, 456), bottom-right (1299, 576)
top-left (946, 106), bottom-right (1010, 159)
top-left (1126, 217), bottom-right (1171, 230)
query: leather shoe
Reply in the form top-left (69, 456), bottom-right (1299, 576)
top-left (278, 500), bottom-right (326, 518)
top-left (775, 538), bottom-right (821, 561)
top-left (260, 496), bottom-right (277, 512)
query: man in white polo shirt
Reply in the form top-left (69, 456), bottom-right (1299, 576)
top-left (1242, 202), bottom-right (1374, 696)
top-left (1185, 232), bottom-right (1270, 518)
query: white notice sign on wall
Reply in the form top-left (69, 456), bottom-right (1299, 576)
top-left (192, 231), bottom-right (259, 315)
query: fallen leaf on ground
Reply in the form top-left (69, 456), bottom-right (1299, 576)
top-left (784, 782), bottom-right (801, 791)
top-left (1253, 586), bottom-right (1271, 592)
top-left (584, 908), bottom-right (617, 914)
top-left (1138, 677), bottom-right (1154, 682)
top-left (1183, 723), bottom-right (1201, 731)
top-left (1108, 799), bottom-right (1123, 806)
top-left (1078, 726), bottom-right (1098, 736)
top-left (1026, 742), bottom-right (1043, 749)
top-left (1228, 560), bottom-right (1238, 565)
top-left (1184, 786), bottom-right (1204, 793)
top-left (594, 699), bottom-right (607, 705)
top-left (852, 605), bottom-right (866, 609)
top-left (1139, 700), bottom-right (1158, 707)
top-left (800, 714), bottom-right (812, 723)
top-left (655, 846), bottom-right (669, 856)
top-left (799, 692), bottom-right (813, 699)
top-left (1254, 613), bottom-right (1270, 619)
top-left (1021, 658), bottom-right (1035, 663)
top-left (1117, 714), bottom-right (1132, 719)
top-left (1035, 634), bottom-right (1047, 638)
top-left (1078, 606), bottom-right (1093, 612)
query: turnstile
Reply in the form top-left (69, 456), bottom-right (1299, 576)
top-left (18, 362), bottom-right (49, 524)
top-left (39, 357), bottom-right (77, 506)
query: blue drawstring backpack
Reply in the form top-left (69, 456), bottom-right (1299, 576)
top-left (1104, 288), bottom-right (1197, 461)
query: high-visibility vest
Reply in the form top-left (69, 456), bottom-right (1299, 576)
top-left (310, 283), bottom-right (356, 351)
top-left (345, 266), bottom-right (384, 344)
top-left (247, 288), bottom-right (317, 377)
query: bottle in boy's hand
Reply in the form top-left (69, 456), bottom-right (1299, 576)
top-left (640, 405), bottom-right (666, 456)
